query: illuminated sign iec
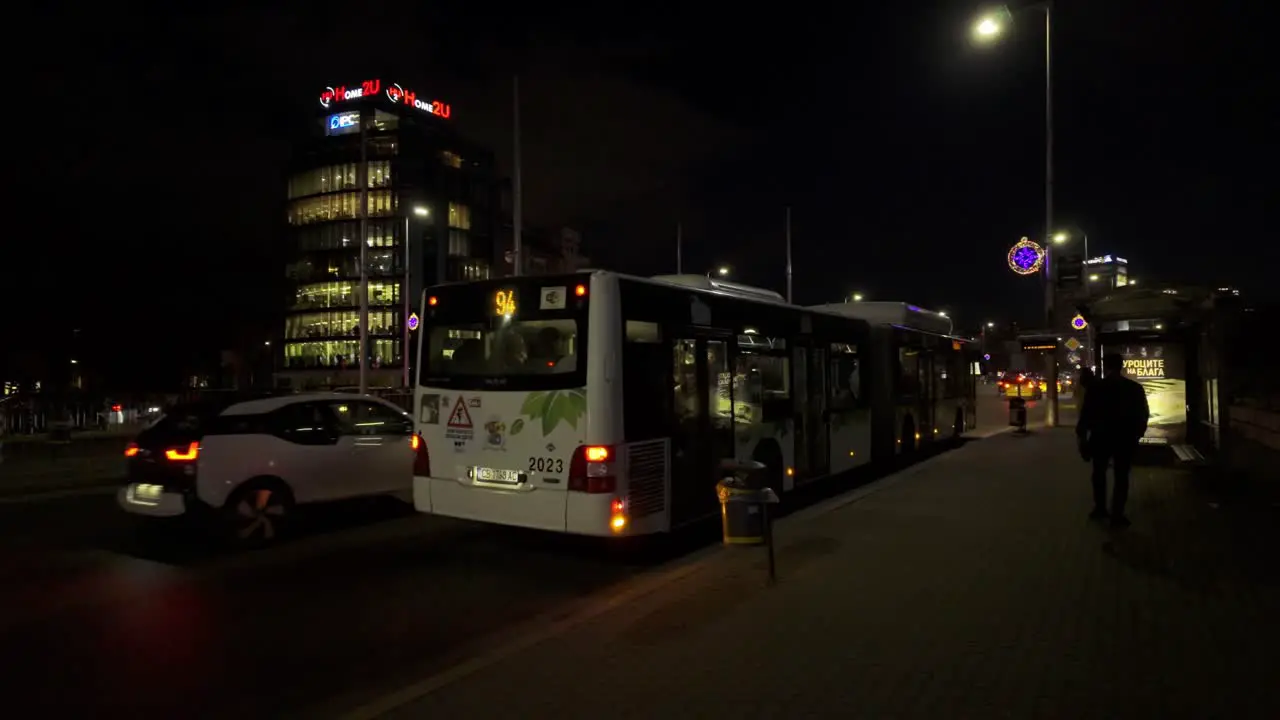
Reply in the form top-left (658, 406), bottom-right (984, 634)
top-left (1071, 314), bottom-right (1088, 330)
top-left (329, 112), bottom-right (359, 130)
top-left (318, 78), bottom-right (452, 119)
top-left (407, 313), bottom-right (420, 332)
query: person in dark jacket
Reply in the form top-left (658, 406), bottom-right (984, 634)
top-left (1075, 353), bottom-right (1149, 528)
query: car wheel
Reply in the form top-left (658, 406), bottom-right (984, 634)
top-left (222, 480), bottom-right (293, 548)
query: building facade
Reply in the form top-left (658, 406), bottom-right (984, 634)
top-left (1082, 254), bottom-right (1133, 292)
top-left (279, 79), bottom-right (498, 389)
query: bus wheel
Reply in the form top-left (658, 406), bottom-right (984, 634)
top-left (901, 417), bottom-right (917, 454)
top-left (954, 407), bottom-right (965, 438)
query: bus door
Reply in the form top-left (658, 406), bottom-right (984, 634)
top-left (792, 340), bottom-right (830, 482)
top-left (920, 351), bottom-right (937, 436)
top-left (669, 332), bottom-right (736, 526)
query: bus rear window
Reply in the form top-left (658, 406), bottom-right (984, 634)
top-left (426, 319), bottom-right (581, 377)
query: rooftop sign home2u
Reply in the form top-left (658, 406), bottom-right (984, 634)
top-left (318, 79), bottom-right (452, 119)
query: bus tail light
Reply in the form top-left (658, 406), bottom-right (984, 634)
top-left (413, 433), bottom-right (431, 476)
top-left (568, 444), bottom-right (616, 494)
top-left (610, 498), bottom-right (627, 533)
top-left (164, 442), bottom-right (200, 462)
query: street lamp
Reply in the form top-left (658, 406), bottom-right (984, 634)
top-left (851, 292), bottom-right (864, 302)
top-left (970, 0), bottom-right (1059, 427)
top-left (712, 266), bottom-right (730, 277)
top-left (1052, 228), bottom-right (1089, 259)
top-left (404, 205), bottom-right (430, 389)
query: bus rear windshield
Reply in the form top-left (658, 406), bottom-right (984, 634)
top-left (419, 280), bottom-right (586, 389)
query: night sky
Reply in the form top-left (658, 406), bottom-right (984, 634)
top-left (13, 1), bottom-right (1275, 382)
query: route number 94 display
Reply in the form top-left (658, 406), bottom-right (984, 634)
top-left (529, 457), bottom-right (563, 474)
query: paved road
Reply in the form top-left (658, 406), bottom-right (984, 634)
top-left (0, 490), bottom-right (677, 719)
top-left (0, 396), bottom-right (1018, 718)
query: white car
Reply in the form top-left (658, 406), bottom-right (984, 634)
top-left (118, 393), bottom-right (420, 545)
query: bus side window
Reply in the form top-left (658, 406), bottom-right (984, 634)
top-left (741, 353), bottom-right (790, 423)
top-left (897, 348), bottom-right (920, 399)
top-left (829, 345), bottom-right (864, 410)
top-left (622, 321), bottom-right (667, 441)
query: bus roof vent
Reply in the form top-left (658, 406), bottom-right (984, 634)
top-left (811, 301), bottom-right (953, 335)
top-left (651, 274), bottom-right (786, 303)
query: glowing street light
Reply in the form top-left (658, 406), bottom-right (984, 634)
top-left (986, 322), bottom-right (995, 328)
top-left (974, 15), bottom-right (1003, 40)
top-left (413, 206), bottom-right (430, 217)
top-left (716, 266), bottom-right (730, 277)
top-left (1052, 231), bottom-right (1068, 244)
top-left (851, 292), bottom-right (864, 302)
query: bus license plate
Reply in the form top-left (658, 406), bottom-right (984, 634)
top-left (474, 467), bottom-right (521, 484)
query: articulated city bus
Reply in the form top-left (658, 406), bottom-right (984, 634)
top-left (411, 271), bottom-right (975, 537)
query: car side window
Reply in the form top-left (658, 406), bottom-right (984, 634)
top-left (329, 401), bottom-right (413, 436)
top-left (269, 402), bottom-right (339, 445)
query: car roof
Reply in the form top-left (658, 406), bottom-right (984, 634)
top-left (220, 392), bottom-right (401, 416)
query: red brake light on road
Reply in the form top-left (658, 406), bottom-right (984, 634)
top-left (584, 446), bottom-right (610, 462)
top-left (164, 442), bottom-right (199, 462)
top-left (111, 404), bottom-right (122, 412)
top-left (428, 296), bottom-right (438, 306)
top-left (124, 443), bottom-right (139, 458)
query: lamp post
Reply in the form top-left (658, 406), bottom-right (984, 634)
top-left (972, 1), bottom-right (1058, 426)
top-left (404, 205), bottom-right (430, 389)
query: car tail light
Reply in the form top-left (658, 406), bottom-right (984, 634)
top-left (164, 442), bottom-right (199, 462)
top-left (124, 442), bottom-right (140, 458)
top-left (413, 433), bottom-right (431, 476)
top-left (568, 444), bottom-right (616, 494)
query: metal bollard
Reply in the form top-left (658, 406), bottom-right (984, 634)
top-left (716, 458), bottom-right (781, 585)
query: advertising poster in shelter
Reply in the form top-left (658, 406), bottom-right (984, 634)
top-left (1118, 343), bottom-right (1186, 443)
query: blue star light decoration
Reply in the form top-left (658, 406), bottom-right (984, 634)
top-left (1071, 314), bottom-right (1088, 330)
top-left (1007, 237), bottom-right (1045, 276)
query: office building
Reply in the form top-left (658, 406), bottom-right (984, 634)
top-left (279, 79), bottom-right (498, 389)
top-left (1082, 254), bottom-right (1133, 291)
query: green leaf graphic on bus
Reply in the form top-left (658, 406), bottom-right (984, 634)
top-left (511, 390), bottom-right (586, 437)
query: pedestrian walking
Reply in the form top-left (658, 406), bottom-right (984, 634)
top-left (1075, 353), bottom-right (1149, 528)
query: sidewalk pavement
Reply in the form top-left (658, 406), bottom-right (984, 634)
top-left (364, 428), bottom-right (1280, 719)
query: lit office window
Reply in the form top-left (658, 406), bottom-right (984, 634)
top-left (447, 202), bottom-right (471, 230)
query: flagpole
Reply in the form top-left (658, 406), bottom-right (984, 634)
top-left (676, 222), bottom-right (683, 274)
top-left (785, 206), bottom-right (793, 303)
top-left (512, 75), bottom-right (523, 277)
